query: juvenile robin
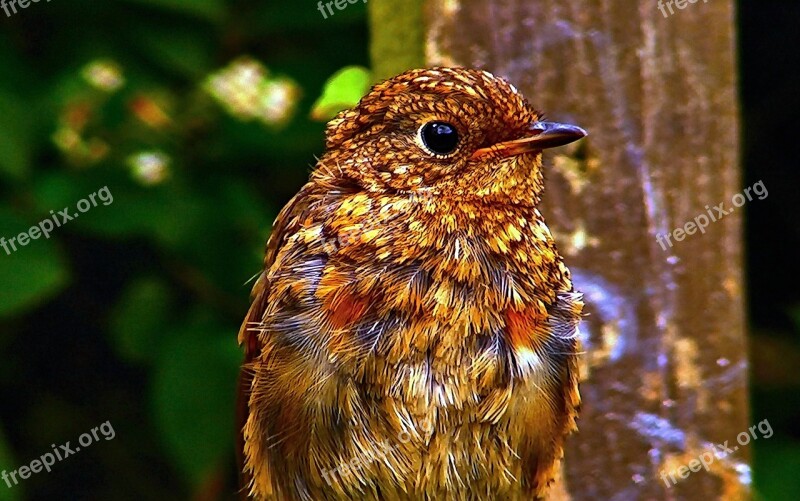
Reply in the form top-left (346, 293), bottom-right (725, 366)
top-left (238, 67), bottom-right (586, 500)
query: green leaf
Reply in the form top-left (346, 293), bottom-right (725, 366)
top-left (135, 25), bottom-right (214, 78)
top-left (32, 171), bottom-right (93, 213)
top-left (0, 426), bottom-right (20, 501)
top-left (152, 311), bottom-right (241, 483)
top-left (310, 66), bottom-right (371, 121)
top-left (0, 90), bottom-right (34, 180)
top-left (0, 208), bottom-right (70, 318)
top-left (32, 171), bottom-right (184, 241)
top-left (754, 439), bottom-right (800, 500)
top-left (119, 0), bottom-right (225, 21)
top-left (111, 278), bottom-right (174, 363)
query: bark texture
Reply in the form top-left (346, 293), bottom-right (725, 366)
top-left (370, 1), bottom-right (748, 499)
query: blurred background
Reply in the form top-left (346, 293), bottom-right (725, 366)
top-left (0, 0), bottom-right (797, 499)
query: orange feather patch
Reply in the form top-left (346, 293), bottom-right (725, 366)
top-left (324, 289), bottom-right (376, 359)
top-left (504, 303), bottom-right (549, 351)
top-left (325, 289), bottom-right (370, 329)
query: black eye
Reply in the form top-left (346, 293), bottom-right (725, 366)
top-left (420, 122), bottom-right (460, 155)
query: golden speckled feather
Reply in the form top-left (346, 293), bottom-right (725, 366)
top-left (238, 67), bottom-right (585, 501)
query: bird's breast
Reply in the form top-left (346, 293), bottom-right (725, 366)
top-left (250, 193), bottom-right (581, 499)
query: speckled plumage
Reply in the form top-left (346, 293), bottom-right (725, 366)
top-left (238, 67), bottom-right (585, 501)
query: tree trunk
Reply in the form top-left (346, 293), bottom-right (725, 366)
top-left (370, 1), bottom-right (748, 499)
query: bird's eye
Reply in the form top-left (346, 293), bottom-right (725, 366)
top-left (419, 122), bottom-right (460, 156)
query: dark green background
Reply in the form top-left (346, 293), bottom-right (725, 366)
top-left (0, 1), bottom-right (797, 499)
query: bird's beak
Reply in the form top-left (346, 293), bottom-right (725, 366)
top-left (471, 121), bottom-right (587, 160)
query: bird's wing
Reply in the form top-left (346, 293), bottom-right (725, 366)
top-left (524, 290), bottom-right (583, 498)
top-left (236, 185), bottom-right (313, 500)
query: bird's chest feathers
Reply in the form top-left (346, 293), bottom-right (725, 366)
top-left (304, 194), bottom-right (571, 407)
top-left (322, 192), bottom-right (565, 320)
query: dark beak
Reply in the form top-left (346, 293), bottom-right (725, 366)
top-left (471, 121), bottom-right (587, 160)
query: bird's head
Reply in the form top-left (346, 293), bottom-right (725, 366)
top-left (317, 67), bottom-right (586, 205)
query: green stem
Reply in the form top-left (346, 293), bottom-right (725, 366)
top-left (368, 0), bottom-right (426, 80)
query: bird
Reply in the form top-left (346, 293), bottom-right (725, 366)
top-left (237, 67), bottom-right (586, 501)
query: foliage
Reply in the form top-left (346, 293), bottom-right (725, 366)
top-left (0, 1), bottom-right (368, 498)
top-left (311, 66), bottom-right (372, 121)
